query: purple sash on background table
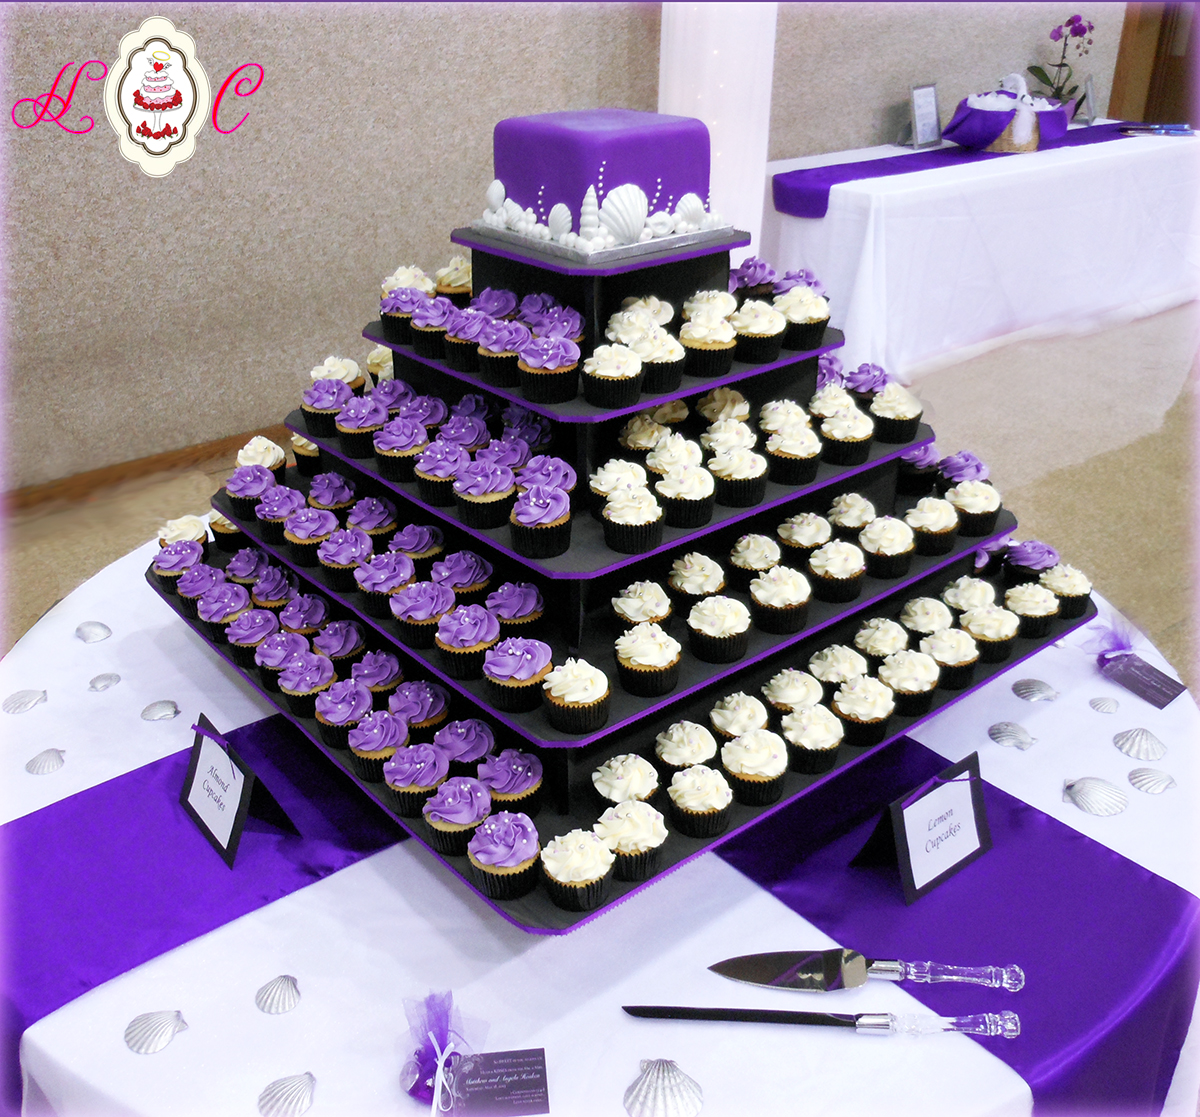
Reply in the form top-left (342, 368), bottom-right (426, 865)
top-left (718, 737), bottom-right (1200, 1115)
top-left (772, 122), bottom-right (1132, 219)
top-left (2, 715), bottom-right (402, 1113)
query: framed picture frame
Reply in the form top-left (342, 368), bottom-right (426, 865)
top-left (910, 83), bottom-right (943, 148)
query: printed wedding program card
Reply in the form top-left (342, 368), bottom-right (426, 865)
top-left (447, 1049), bottom-right (549, 1116)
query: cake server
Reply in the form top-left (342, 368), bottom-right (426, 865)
top-left (709, 949), bottom-right (1025, 992)
top-left (623, 1005), bottom-right (1021, 1038)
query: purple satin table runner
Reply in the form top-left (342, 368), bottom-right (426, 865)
top-left (718, 736), bottom-right (1200, 1114)
top-left (2, 714), bottom-right (402, 1113)
top-left (772, 122), bottom-right (1132, 219)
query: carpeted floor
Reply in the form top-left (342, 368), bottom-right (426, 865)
top-left (4, 304), bottom-right (1196, 692)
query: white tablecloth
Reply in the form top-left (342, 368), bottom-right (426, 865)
top-left (758, 131), bottom-right (1200, 381)
top-left (10, 546), bottom-right (1200, 1116)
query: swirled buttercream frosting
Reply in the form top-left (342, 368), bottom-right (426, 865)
top-left (939, 451), bottom-right (989, 483)
top-left (919, 627), bottom-right (979, 665)
top-left (762, 669), bottom-right (823, 710)
top-left (612, 581), bottom-right (671, 624)
top-left (477, 438), bottom-right (531, 470)
top-left (303, 378), bottom-right (353, 411)
top-left (707, 448), bottom-right (766, 480)
top-left (390, 581), bottom-right (456, 622)
top-left (517, 456), bottom-right (577, 492)
top-left (315, 679), bottom-right (373, 725)
top-left (905, 498), bottom-right (958, 532)
top-left (225, 608), bottom-right (278, 646)
top-left (351, 650), bottom-right (403, 689)
top-left (688, 596), bottom-right (751, 636)
top-left (437, 605), bottom-right (501, 649)
top-left (960, 605), bottom-right (1020, 640)
top-left (821, 407), bottom-right (874, 441)
top-left (766, 426), bottom-right (821, 458)
top-left (254, 632), bottom-right (309, 670)
top-left (336, 396), bottom-right (387, 431)
top-left (470, 287), bottom-right (518, 318)
top-left (390, 524), bottom-right (443, 556)
top-left (252, 566), bottom-right (296, 604)
top-left (722, 729), bottom-right (787, 777)
top-left (844, 363), bottom-right (890, 394)
top-left (1007, 540), bottom-right (1060, 570)
top-left (604, 487), bottom-right (661, 526)
top-left (590, 460), bottom-right (647, 497)
top-left (808, 384), bottom-right (854, 418)
top-left (197, 582), bottom-right (250, 623)
top-left (619, 415), bottom-right (669, 452)
top-left (594, 800), bottom-right (668, 854)
top-left (648, 433), bottom-right (703, 473)
top-left (422, 777), bottom-right (491, 826)
top-left (729, 300), bottom-right (785, 336)
top-left (878, 650), bottom-right (940, 693)
top-left (483, 638), bottom-right (553, 681)
top-left (468, 811), bottom-right (540, 868)
top-left (278, 651), bottom-right (335, 693)
top-left (317, 528), bottom-right (373, 567)
top-left (750, 565), bottom-right (811, 607)
top-left (486, 581), bottom-right (544, 619)
top-left (374, 417), bottom-right (429, 454)
top-left (543, 658), bottom-right (608, 703)
top-left (870, 382), bottom-right (922, 419)
top-left (1005, 583), bottom-right (1060, 616)
top-left (777, 513), bottom-right (831, 548)
top-left (946, 480), bottom-right (1001, 513)
top-left (584, 343), bottom-right (641, 380)
top-left (348, 711), bottom-right (408, 754)
top-left (310, 356), bottom-right (361, 385)
top-left (354, 552), bottom-right (415, 594)
top-left (899, 597), bottom-right (955, 634)
top-left (709, 692), bottom-right (768, 736)
top-left (668, 765), bottom-right (733, 811)
top-left (669, 553), bottom-right (724, 594)
top-left (256, 487), bottom-right (307, 521)
top-left (431, 550), bottom-right (492, 589)
top-left (700, 420), bottom-right (756, 456)
top-left (942, 576), bottom-right (996, 612)
top-left (808, 542), bottom-right (866, 579)
top-left (280, 593), bottom-right (328, 631)
top-left (308, 472), bottom-right (355, 507)
top-left (541, 829), bottom-right (615, 882)
top-left (1039, 564), bottom-right (1091, 596)
top-left (808, 644), bottom-right (868, 683)
top-left (312, 620), bottom-right (363, 658)
top-left (592, 754), bottom-right (659, 803)
top-left (453, 461), bottom-right (515, 498)
top-left (477, 749), bottom-right (543, 795)
top-left (226, 465), bottom-right (276, 499)
top-left (858, 516), bottom-right (915, 556)
top-left (655, 721), bottom-right (718, 767)
top-left (697, 388), bottom-right (750, 424)
top-left (683, 290), bottom-right (737, 320)
top-left (731, 534), bottom-right (781, 570)
top-left (614, 622), bottom-right (681, 668)
top-left (781, 705), bottom-right (843, 750)
top-left (237, 436), bottom-right (284, 470)
top-left (388, 681), bottom-right (449, 725)
top-left (832, 675), bottom-right (895, 720)
top-left (433, 719), bottom-right (495, 763)
top-left (655, 465), bottom-right (714, 501)
top-left (177, 564), bottom-right (224, 598)
top-left (854, 617), bottom-right (909, 658)
top-left (347, 497), bottom-right (397, 532)
top-left (383, 743), bottom-right (449, 790)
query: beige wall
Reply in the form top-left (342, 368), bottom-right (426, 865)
top-left (769, 3), bottom-right (1125, 159)
top-left (3, 2), bottom-right (661, 489)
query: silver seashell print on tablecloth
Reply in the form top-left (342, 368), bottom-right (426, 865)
top-left (255, 975), bottom-right (300, 1015)
top-left (75, 621), bottom-right (112, 643)
top-left (599, 183), bottom-right (650, 245)
top-left (1089, 697), bottom-right (1119, 714)
top-left (3, 689), bottom-right (47, 715)
top-left (258, 1072), bottom-right (315, 1117)
top-left (1128, 767), bottom-right (1177, 794)
top-left (623, 1058), bottom-right (703, 1117)
top-left (1012, 679), bottom-right (1059, 703)
top-left (88, 673), bottom-right (121, 692)
top-left (141, 700), bottom-right (180, 721)
top-left (124, 1010), bottom-right (188, 1054)
top-left (988, 722), bottom-right (1037, 750)
top-left (1113, 727), bottom-right (1166, 761)
top-left (1063, 777), bottom-right (1128, 816)
top-left (25, 748), bottom-right (65, 775)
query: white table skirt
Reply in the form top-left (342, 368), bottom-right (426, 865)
top-left (10, 545), bottom-right (1200, 1116)
top-left (758, 131), bottom-right (1200, 382)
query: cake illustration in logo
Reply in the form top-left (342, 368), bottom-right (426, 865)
top-left (133, 49), bottom-right (182, 139)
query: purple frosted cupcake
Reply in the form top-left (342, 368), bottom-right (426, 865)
top-left (278, 649), bottom-right (337, 718)
top-left (413, 439), bottom-right (470, 507)
top-left (433, 718), bottom-right (496, 778)
top-left (224, 607), bottom-right (279, 669)
top-left (312, 618), bottom-right (366, 673)
top-left (346, 497), bottom-right (398, 549)
top-left (380, 286), bottom-right (429, 345)
top-left (485, 581), bottom-right (544, 634)
top-left (936, 450), bottom-right (990, 495)
top-left (465, 811), bottom-right (541, 899)
top-left (351, 649), bottom-right (404, 710)
top-left (389, 580), bottom-right (456, 649)
top-left (434, 604), bottom-right (501, 679)
top-left (504, 410), bottom-right (552, 453)
top-left (453, 461), bottom-right (518, 530)
top-left (176, 563), bottom-right (225, 619)
top-left (394, 394), bottom-right (449, 440)
top-left (307, 471), bottom-right (356, 515)
top-left (196, 582), bottom-right (251, 643)
top-left (470, 287), bottom-right (519, 320)
top-left (279, 593), bottom-right (329, 636)
top-left (516, 456), bottom-right (577, 500)
top-left (335, 395), bottom-right (389, 458)
top-left (224, 464), bottom-right (276, 519)
top-left (482, 637), bottom-right (554, 712)
top-left (370, 376), bottom-right (415, 416)
top-left (253, 486), bottom-right (307, 544)
top-left (409, 294), bottom-right (457, 360)
top-left (346, 709), bottom-right (409, 781)
top-left (897, 442), bottom-right (941, 495)
top-left (251, 566), bottom-right (298, 611)
top-left (283, 508), bottom-right (339, 567)
top-left (317, 527), bottom-right (374, 593)
top-left (314, 678), bottom-right (374, 749)
top-left (382, 742), bottom-right (450, 817)
top-left (388, 680), bottom-right (451, 739)
top-left (517, 292), bottom-right (560, 322)
top-left (843, 362), bottom-right (890, 407)
top-left (302, 377), bottom-right (354, 438)
top-left (152, 539), bottom-right (203, 593)
top-left (476, 749), bottom-right (543, 818)
top-left (353, 551), bottom-right (416, 617)
top-left (421, 777), bottom-right (492, 855)
top-left (254, 631), bottom-right (310, 691)
top-left (509, 485), bottom-right (572, 559)
top-left (431, 550), bottom-right (493, 606)
top-left (476, 437), bottom-right (532, 472)
top-left (389, 524), bottom-right (444, 579)
top-left (442, 308), bottom-right (492, 373)
top-left (224, 546), bottom-right (271, 586)
top-left (517, 336), bottom-right (580, 404)
top-left (477, 319), bottom-right (533, 387)
top-left (1002, 540), bottom-right (1060, 587)
top-left (438, 414), bottom-right (492, 454)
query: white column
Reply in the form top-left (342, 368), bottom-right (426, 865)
top-left (658, 2), bottom-right (778, 266)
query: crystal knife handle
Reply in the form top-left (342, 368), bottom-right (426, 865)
top-left (866, 959), bottom-right (1025, 991)
top-left (855, 1012), bottom-right (1021, 1039)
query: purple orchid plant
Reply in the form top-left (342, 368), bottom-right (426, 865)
top-left (1028, 13), bottom-right (1095, 112)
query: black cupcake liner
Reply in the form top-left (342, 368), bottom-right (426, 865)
top-left (734, 332), bottom-right (784, 365)
top-left (423, 818), bottom-right (483, 856)
top-left (749, 598), bottom-right (810, 635)
top-left (489, 784), bottom-right (543, 819)
top-left (766, 453), bottom-right (820, 486)
top-left (357, 589), bottom-right (397, 618)
top-left (225, 493), bottom-right (263, 520)
top-left (1002, 561), bottom-right (1047, 587)
top-left (642, 359), bottom-right (684, 395)
top-left (202, 618), bottom-right (233, 644)
top-left (315, 714), bottom-right (355, 749)
top-left (914, 527), bottom-right (959, 557)
top-left (381, 782), bottom-right (440, 818)
top-left (835, 713), bottom-right (892, 748)
top-left (1057, 592), bottom-right (1090, 619)
top-left (483, 676), bottom-right (546, 713)
top-left (375, 450), bottom-right (420, 482)
top-left (682, 344), bottom-right (736, 378)
top-left (509, 516), bottom-right (572, 559)
top-left (410, 326), bottom-right (446, 361)
top-left (1016, 612), bottom-right (1057, 639)
top-left (301, 408), bottom-right (339, 438)
top-left (786, 743), bottom-right (839, 774)
top-left (807, 570), bottom-right (864, 603)
top-left (319, 563), bottom-right (361, 594)
top-left (281, 687), bottom-right (323, 719)
top-left (783, 318), bottom-right (829, 352)
top-left (336, 427), bottom-right (380, 459)
top-left (391, 616), bottom-right (440, 650)
top-left (821, 437), bottom-right (873, 467)
top-left (612, 844), bottom-right (665, 883)
top-left (415, 473), bottom-right (457, 507)
top-left (616, 658), bottom-right (680, 698)
top-left (873, 414), bottom-right (922, 444)
top-left (257, 666), bottom-right (284, 693)
top-left (286, 537), bottom-right (324, 568)
top-left (435, 641), bottom-right (492, 679)
top-left (670, 802), bottom-right (731, 838)
top-left (443, 336), bottom-right (480, 373)
top-left (466, 855), bottom-right (541, 900)
top-left (292, 450), bottom-right (323, 478)
top-left (863, 549), bottom-right (914, 580)
top-left (176, 592), bottom-right (205, 620)
top-left (687, 626), bottom-right (750, 664)
top-left (935, 659), bottom-right (978, 691)
top-left (519, 364), bottom-right (579, 404)
top-left (455, 490), bottom-right (517, 530)
top-left (725, 770), bottom-right (786, 806)
top-left (477, 351), bottom-right (521, 387)
top-left (211, 528), bottom-right (247, 553)
top-left (543, 693), bottom-right (610, 734)
top-left (344, 750), bottom-right (389, 782)
top-left (896, 464), bottom-right (938, 495)
top-left (974, 634), bottom-right (1017, 663)
top-left (726, 564), bottom-right (771, 593)
top-left (888, 687), bottom-right (937, 717)
top-left (582, 371), bottom-right (645, 409)
top-left (228, 641), bottom-right (261, 670)
top-left (713, 472), bottom-right (768, 508)
top-left (379, 313), bottom-right (411, 345)
top-left (542, 866), bottom-right (614, 912)
top-left (957, 507), bottom-right (1002, 537)
top-left (256, 518), bottom-right (287, 546)
top-left (603, 516), bottom-right (664, 555)
top-left (659, 493), bottom-right (715, 529)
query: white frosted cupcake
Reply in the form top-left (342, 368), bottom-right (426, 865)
top-left (831, 675), bottom-right (895, 747)
top-left (857, 516), bottom-right (916, 579)
top-left (761, 668), bottom-right (824, 719)
top-left (959, 604), bottom-right (1020, 662)
top-left (668, 764), bottom-right (734, 838)
top-left (700, 418), bottom-right (758, 458)
top-left (541, 829), bottom-right (615, 911)
top-left (710, 691), bottom-right (770, 741)
top-left (730, 300), bottom-right (787, 364)
top-left (618, 414), bottom-right (670, 460)
top-left (729, 533), bottom-right (782, 591)
top-left (899, 597), bottom-right (955, 639)
top-left (853, 616), bottom-right (909, 670)
top-left (683, 290), bottom-right (738, 322)
top-left (765, 423), bottom-right (822, 485)
top-left (582, 343), bottom-right (644, 408)
top-left (721, 728), bottom-right (788, 804)
top-left (820, 407), bottom-right (875, 466)
top-left (749, 565), bottom-right (811, 634)
top-left (696, 387), bottom-right (750, 424)
top-left (828, 492), bottom-right (876, 541)
top-left (594, 801), bottom-right (668, 882)
top-left (708, 448), bottom-right (769, 507)
top-left (592, 753), bottom-right (660, 809)
top-left (589, 458), bottom-right (647, 519)
top-left (1004, 583), bottom-right (1061, 638)
top-left (654, 464), bottom-right (716, 529)
top-left (646, 433), bottom-right (704, 479)
top-left (807, 541), bottom-right (866, 603)
top-left (759, 398), bottom-right (811, 439)
top-left (808, 383), bottom-right (856, 421)
top-left (919, 627), bottom-right (980, 690)
top-left (777, 512), bottom-right (832, 563)
top-left (905, 497), bottom-right (960, 556)
top-left (941, 576), bottom-right (996, 615)
top-left (613, 622), bottom-right (682, 697)
top-left (878, 649), bottom-right (941, 716)
top-left (687, 595), bottom-right (752, 663)
top-left (869, 382), bottom-right (924, 443)
top-left (602, 486), bottom-right (664, 554)
top-left (680, 314), bottom-right (737, 377)
top-left (542, 657), bottom-right (610, 734)
top-left (654, 720), bottom-right (719, 776)
top-left (667, 552), bottom-right (726, 611)
top-left (945, 479), bottom-right (1002, 536)
top-left (611, 580), bottom-right (672, 629)
top-left (780, 704), bottom-right (844, 773)
top-left (1038, 564), bottom-right (1092, 619)
top-left (808, 643), bottom-right (869, 704)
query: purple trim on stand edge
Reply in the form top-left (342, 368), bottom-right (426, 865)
top-left (361, 322), bottom-right (844, 425)
top-left (286, 408), bottom-right (932, 580)
top-left (147, 560), bottom-right (1097, 934)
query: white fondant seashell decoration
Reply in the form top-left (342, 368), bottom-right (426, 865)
top-left (674, 192), bottom-right (706, 228)
top-left (4, 689), bottom-right (46, 715)
top-left (1129, 767), bottom-right (1176, 794)
top-left (988, 722), bottom-right (1036, 750)
top-left (1063, 777), bottom-right (1128, 816)
top-left (26, 748), bottom-right (65, 775)
top-left (485, 178), bottom-right (506, 212)
top-left (75, 621), bottom-right (112, 643)
top-left (548, 202), bottom-right (573, 240)
top-left (255, 974), bottom-right (301, 1015)
top-left (258, 1072), bottom-right (316, 1117)
top-left (1113, 727), bottom-right (1166, 761)
top-left (579, 185), bottom-right (599, 238)
top-left (89, 672), bottom-right (121, 692)
top-left (124, 1010), bottom-right (188, 1054)
top-left (141, 700), bottom-right (180, 721)
top-left (1090, 697), bottom-right (1119, 714)
top-left (647, 210), bottom-right (675, 238)
top-left (624, 1059), bottom-right (703, 1117)
top-left (1012, 678), bottom-right (1059, 703)
top-left (600, 183), bottom-right (650, 245)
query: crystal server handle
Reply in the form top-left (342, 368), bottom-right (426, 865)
top-left (867, 960), bottom-right (1025, 991)
top-left (855, 1012), bottom-right (1021, 1039)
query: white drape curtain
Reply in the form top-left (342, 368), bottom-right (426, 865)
top-left (658, 2), bottom-right (778, 266)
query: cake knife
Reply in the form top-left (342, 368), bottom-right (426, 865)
top-left (623, 1005), bottom-right (1021, 1037)
top-left (709, 949), bottom-right (1025, 992)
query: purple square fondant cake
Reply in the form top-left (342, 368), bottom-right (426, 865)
top-left (493, 109), bottom-right (711, 234)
